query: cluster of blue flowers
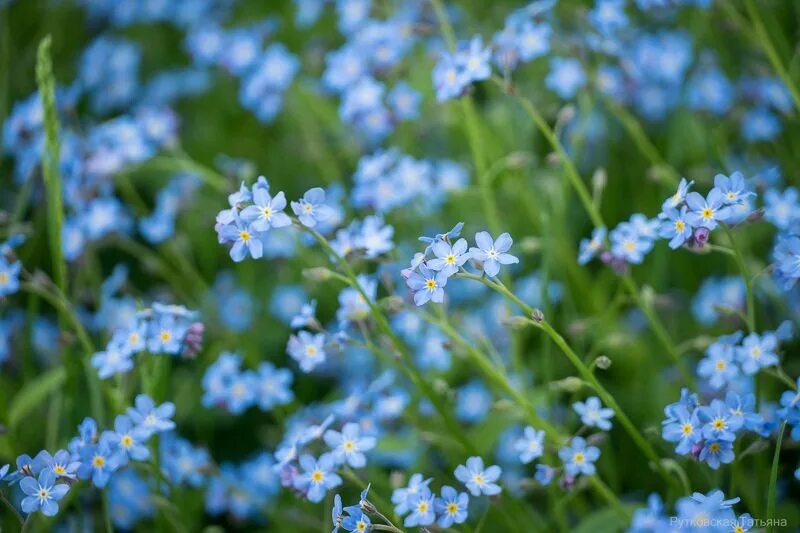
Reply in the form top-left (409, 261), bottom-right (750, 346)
top-left (202, 352), bottom-right (294, 414)
top-left (0, 395), bottom-right (174, 519)
top-left (629, 490), bottom-right (754, 533)
top-left (91, 303), bottom-right (203, 378)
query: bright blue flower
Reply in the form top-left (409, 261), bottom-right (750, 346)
top-left (406, 264), bottom-right (449, 306)
top-left (240, 188), bottom-right (291, 232)
top-left (774, 235), bottom-right (800, 290)
top-left (324, 422), bottom-right (377, 468)
top-left (545, 57), bottom-right (586, 99)
top-left (534, 464), bottom-right (554, 485)
top-left (724, 392), bottom-right (763, 433)
top-left (658, 207), bottom-right (694, 249)
top-left (573, 396), bottom-right (614, 430)
top-left (610, 223), bottom-right (653, 264)
top-left (37, 450), bottom-right (79, 480)
top-left (107, 414), bottom-right (151, 462)
top-left (454, 456), bottom-right (502, 496)
top-left (403, 486), bottom-right (435, 527)
top-left (455, 380), bottom-right (492, 424)
top-left (697, 398), bottom-right (743, 441)
top-left (219, 217), bottom-right (264, 262)
top-left (662, 177), bottom-right (694, 211)
top-left (332, 493), bottom-right (344, 533)
top-left (77, 437), bottom-right (123, 488)
top-left (427, 238), bottom-right (469, 276)
top-left (287, 330), bottom-right (327, 372)
top-left (699, 439), bottom-right (735, 469)
top-left (91, 347), bottom-right (134, 379)
top-left (559, 437), bottom-right (600, 477)
top-left (354, 215), bottom-right (394, 258)
top-left (294, 453), bottom-right (342, 503)
top-left (292, 187), bottom-right (335, 228)
top-left (433, 52), bottom-right (468, 102)
top-left (736, 332), bottom-right (779, 375)
top-left (255, 362), bottom-right (294, 410)
top-left (578, 226), bottom-right (606, 264)
top-left (588, 0), bottom-right (628, 35)
top-left (126, 394), bottom-right (176, 437)
top-left (457, 36), bottom-right (492, 82)
top-left (20, 469), bottom-right (70, 517)
top-left (469, 231), bottom-right (519, 277)
top-left (662, 405), bottom-right (702, 455)
top-left (691, 276), bottom-right (746, 326)
top-left (342, 508), bottom-right (371, 532)
top-left (714, 172), bottom-right (755, 206)
top-left (686, 189), bottom-right (733, 230)
top-left (435, 485), bottom-right (469, 527)
top-left (391, 473), bottom-right (432, 515)
top-left (146, 312), bottom-right (186, 355)
top-left (514, 426), bottom-right (545, 464)
top-left (697, 341), bottom-right (739, 390)
top-left (0, 259), bottom-right (21, 297)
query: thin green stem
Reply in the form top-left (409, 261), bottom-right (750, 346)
top-left (767, 422), bottom-right (786, 533)
top-left (743, 0), bottom-right (800, 115)
top-left (0, 490), bottom-right (24, 525)
top-left (723, 225), bottom-right (755, 332)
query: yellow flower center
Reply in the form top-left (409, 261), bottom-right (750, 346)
top-left (624, 240), bottom-right (635, 251)
top-left (129, 332), bottom-right (140, 344)
top-left (262, 207), bottom-right (273, 219)
top-left (122, 435), bottom-right (133, 448)
top-left (715, 360), bottom-right (726, 370)
top-left (675, 220), bottom-right (685, 232)
top-left (159, 330), bottom-right (171, 342)
top-left (38, 488), bottom-right (49, 499)
top-left (53, 465), bottom-right (66, 475)
top-left (240, 230), bottom-right (251, 242)
top-left (425, 278), bottom-right (437, 290)
top-left (446, 254), bottom-right (456, 264)
top-left (447, 502), bottom-right (459, 514)
top-left (473, 474), bottom-right (485, 486)
top-left (750, 347), bottom-right (761, 358)
top-left (0, 273), bottom-right (8, 284)
top-left (417, 501), bottom-right (429, 513)
top-left (305, 345), bottom-right (318, 357)
top-left (681, 423), bottom-right (693, 436)
top-left (356, 521), bottom-right (367, 532)
top-left (343, 440), bottom-right (355, 452)
top-left (311, 469), bottom-right (324, 483)
top-left (709, 443), bottom-right (720, 453)
top-left (92, 455), bottom-right (106, 468)
top-left (701, 207), bottom-right (713, 219)
top-left (712, 418), bottom-right (725, 430)
top-left (573, 452), bottom-right (585, 464)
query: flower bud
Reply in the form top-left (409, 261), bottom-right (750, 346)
top-left (181, 322), bottom-right (205, 359)
top-left (594, 355), bottom-right (612, 370)
top-left (303, 267), bottom-right (334, 281)
top-left (531, 309), bottom-right (545, 323)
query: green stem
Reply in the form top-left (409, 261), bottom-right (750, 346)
top-left (767, 422), bottom-right (786, 533)
top-left (0, 491), bottom-right (24, 525)
top-left (299, 223), bottom-right (475, 454)
top-left (621, 275), bottom-right (695, 388)
top-left (743, 0), bottom-right (800, 115)
top-left (723, 225), bottom-right (755, 332)
top-left (492, 77), bottom-right (604, 229)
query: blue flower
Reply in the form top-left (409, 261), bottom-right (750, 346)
top-left (724, 392), bottom-right (763, 433)
top-left (323, 422), bottom-right (377, 468)
top-left (391, 473), bottom-right (432, 515)
top-left (514, 426), bottom-right (545, 464)
top-left (427, 238), bottom-right (469, 276)
top-left (433, 52), bottom-right (469, 102)
top-left (38, 450), bottom-right (79, 480)
top-left (219, 217), bottom-right (263, 262)
top-left (573, 396), bottom-right (614, 430)
top-left (403, 486), bottom-right (435, 527)
top-left (736, 332), bottom-right (779, 375)
top-left (609, 223), bottom-right (653, 264)
top-left (77, 437), bottom-right (123, 488)
top-left (107, 414), bottom-right (151, 462)
top-left (545, 57), bottom-right (586, 99)
top-left (240, 188), bottom-right (291, 232)
top-left (341, 508), bottom-right (371, 532)
top-left (469, 231), bottom-right (519, 277)
top-left (685, 189), bottom-right (733, 230)
top-left (455, 380), bottom-right (492, 424)
top-left (578, 226), bottom-right (606, 264)
top-left (697, 398), bottom-right (743, 441)
top-left (714, 172), bottom-right (755, 206)
top-left (287, 330), bottom-right (327, 372)
top-left (457, 36), bottom-right (492, 82)
top-left (658, 207), bottom-right (694, 249)
top-left (454, 456), bottom-right (502, 496)
top-left (773, 236), bottom-right (800, 290)
top-left (406, 264), bottom-right (449, 306)
top-left (661, 177), bottom-right (694, 211)
top-left (255, 362), bottom-right (294, 410)
top-left (435, 485), bottom-right (469, 527)
top-left (0, 259), bottom-right (21, 297)
top-left (697, 341), bottom-right (739, 390)
top-left (534, 464), bottom-right (554, 486)
top-left (332, 493), bottom-right (344, 533)
top-left (699, 439), bottom-right (735, 469)
top-left (91, 347), bottom-right (134, 379)
top-left (291, 187), bottom-right (335, 227)
top-left (559, 437), bottom-right (600, 477)
top-left (662, 405), bottom-right (701, 455)
top-left (20, 470), bottom-right (70, 517)
top-left (764, 187), bottom-right (799, 230)
top-left (294, 453), bottom-right (342, 503)
top-left (126, 394), bottom-right (176, 437)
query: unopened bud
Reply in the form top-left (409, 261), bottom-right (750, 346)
top-left (303, 267), bottom-right (334, 281)
top-left (746, 208), bottom-right (764, 223)
top-left (380, 295), bottom-right (405, 313)
top-left (551, 376), bottom-right (583, 393)
top-left (506, 151), bottom-right (534, 169)
top-left (592, 167), bottom-right (607, 192)
top-left (182, 322), bottom-right (205, 359)
top-left (692, 227), bottom-right (710, 248)
top-left (594, 355), bottom-right (612, 369)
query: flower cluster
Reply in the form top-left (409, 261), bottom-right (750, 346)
top-left (91, 303), bottom-right (203, 378)
top-left (202, 352), bottom-right (294, 414)
top-left (629, 490), bottom-right (753, 533)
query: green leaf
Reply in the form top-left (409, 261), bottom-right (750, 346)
top-left (7, 367), bottom-right (66, 429)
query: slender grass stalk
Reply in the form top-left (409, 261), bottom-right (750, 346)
top-left (0, 491), bottom-right (24, 525)
top-left (603, 99), bottom-right (679, 187)
top-left (743, 0), bottom-right (800, 115)
top-left (767, 422), bottom-right (786, 533)
top-left (722, 225), bottom-right (756, 332)
top-left (453, 272), bottom-right (677, 491)
top-left (299, 223), bottom-right (476, 454)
